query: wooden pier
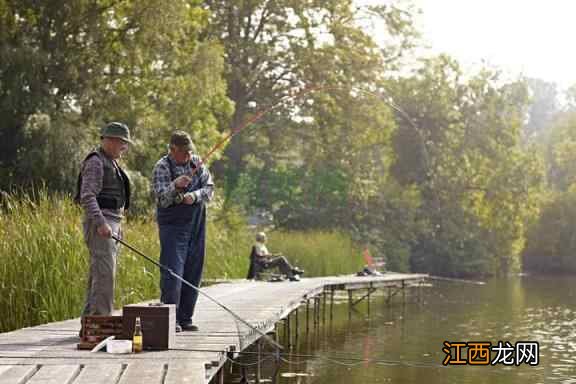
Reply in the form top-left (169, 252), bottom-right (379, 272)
top-left (0, 273), bottom-right (427, 384)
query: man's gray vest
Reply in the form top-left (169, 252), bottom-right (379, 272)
top-left (75, 147), bottom-right (131, 210)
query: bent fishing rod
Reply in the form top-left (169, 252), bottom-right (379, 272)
top-left (185, 83), bottom-right (444, 232)
top-left (187, 84), bottom-right (431, 182)
top-left (111, 234), bottom-right (283, 350)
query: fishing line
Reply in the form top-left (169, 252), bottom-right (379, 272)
top-left (186, 82), bottom-right (444, 237)
top-left (136, 84), bottom-right (448, 357)
top-left (173, 347), bottom-right (448, 370)
top-left (189, 83), bottom-right (432, 181)
top-left (111, 235), bottom-right (283, 351)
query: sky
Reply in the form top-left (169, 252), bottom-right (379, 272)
top-left (358, 0), bottom-right (576, 88)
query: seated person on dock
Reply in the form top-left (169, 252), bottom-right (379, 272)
top-left (246, 232), bottom-right (304, 281)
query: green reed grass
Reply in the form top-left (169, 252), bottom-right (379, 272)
top-left (0, 192), bottom-right (362, 333)
top-left (267, 231), bottom-right (364, 277)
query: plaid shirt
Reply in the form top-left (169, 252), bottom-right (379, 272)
top-left (151, 154), bottom-right (214, 208)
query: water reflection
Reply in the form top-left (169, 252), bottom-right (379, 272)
top-left (227, 276), bottom-right (576, 383)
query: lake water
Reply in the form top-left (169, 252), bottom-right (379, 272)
top-left (228, 276), bottom-right (576, 383)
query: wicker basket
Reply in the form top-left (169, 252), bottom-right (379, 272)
top-left (77, 315), bottom-right (124, 350)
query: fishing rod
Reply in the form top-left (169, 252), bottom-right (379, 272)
top-left (186, 83), bottom-right (432, 181)
top-left (181, 81), bottom-right (444, 234)
top-left (111, 234), bottom-right (283, 351)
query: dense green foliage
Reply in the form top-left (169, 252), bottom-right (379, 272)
top-left (0, 0), bottom-right (232, 196)
top-left (523, 109), bottom-right (576, 273)
top-left (1, 0), bottom-right (575, 300)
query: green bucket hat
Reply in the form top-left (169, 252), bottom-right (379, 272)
top-left (101, 122), bottom-right (133, 144)
top-left (170, 131), bottom-right (195, 152)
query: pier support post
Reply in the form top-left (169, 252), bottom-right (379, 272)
top-left (305, 299), bottom-right (310, 336)
top-left (286, 312), bottom-right (291, 349)
top-left (322, 291), bottom-right (327, 324)
top-left (312, 297), bottom-right (317, 330)
top-left (217, 364), bottom-right (225, 384)
top-left (317, 297), bottom-right (321, 330)
top-left (283, 317), bottom-right (288, 347)
top-left (367, 283), bottom-right (372, 316)
top-left (294, 307), bottom-right (299, 346)
top-left (402, 280), bottom-right (406, 303)
top-left (348, 290), bottom-right (353, 320)
top-left (329, 288), bottom-right (334, 323)
top-left (256, 340), bottom-right (262, 384)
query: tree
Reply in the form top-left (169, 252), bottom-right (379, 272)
top-left (0, 0), bottom-right (232, 197)
top-left (389, 55), bottom-right (543, 276)
top-left (204, 0), bottom-right (418, 225)
top-left (523, 78), bottom-right (558, 140)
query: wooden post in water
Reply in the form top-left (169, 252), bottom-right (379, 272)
top-left (322, 291), bottom-right (327, 324)
top-left (287, 312), bottom-right (292, 349)
top-left (294, 307), bottom-right (299, 346)
top-left (348, 290), bottom-right (353, 320)
top-left (218, 363), bottom-right (225, 384)
top-left (312, 297), bottom-right (317, 330)
top-left (329, 288), bottom-right (334, 323)
top-left (305, 299), bottom-right (310, 336)
top-left (313, 296), bottom-right (319, 330)
top-left (402, 280), bottom-right (406, 302)
top-left (283, 317), bottom-right (289, 347)
top-left (316, 296), bottom-right (321, 330)
top-left (367, 283), bottom-right (372, 316)
top-left (256, 339), bottom-right (261, 384)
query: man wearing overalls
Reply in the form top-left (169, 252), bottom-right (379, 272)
top-left (152, 131), bottom-right (214, 332)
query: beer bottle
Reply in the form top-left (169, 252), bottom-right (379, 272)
top-left (133, 317), bottom-right (143, 353)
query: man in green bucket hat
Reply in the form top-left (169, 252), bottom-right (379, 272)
top-left (75, 122), bottom-right (132, 330)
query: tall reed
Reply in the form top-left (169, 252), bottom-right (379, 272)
top-left (267, 230), bottom-right (364, 276)
top-left (0, 192), bottom-right (362, 333)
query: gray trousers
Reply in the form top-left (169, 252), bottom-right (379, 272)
top-left (81, 217), bottom-right (121, 316)
top-left (257, 256), bottom-right (294, 278)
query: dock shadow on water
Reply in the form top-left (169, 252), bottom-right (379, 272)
top-left (224, 276), bottom-right (576, 383)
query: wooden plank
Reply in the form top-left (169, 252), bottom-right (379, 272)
top-left (117, 361), bottom-right (165, 384)
top-left (0, 365), bottom-right (38, 384)
top-left (164, 361), bottom-right (206, 384)
top-left (0, 273), bottom-right (429, 383)
top-left (74, 364), bottom-right (123, 384)
top-left (26, 365), bottom-right (80, 384)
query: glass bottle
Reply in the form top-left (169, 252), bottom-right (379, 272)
top-left (133, 316), bottom-right (143, 353)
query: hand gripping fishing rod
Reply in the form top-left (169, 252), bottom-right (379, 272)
top-left (111, 234), bottom-right (283, 350)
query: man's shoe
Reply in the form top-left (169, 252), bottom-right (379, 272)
top-left (175, 324), bottom-right (182, 333)
top-left (180, 322), bottom-right (199, 331)
top-left (292, 267), bottom-right (305, 276)
top-left (288, 275), bottom-right (301, 282)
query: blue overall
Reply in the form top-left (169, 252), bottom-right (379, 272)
top-left (157, 161), bottom-right (207, 326)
